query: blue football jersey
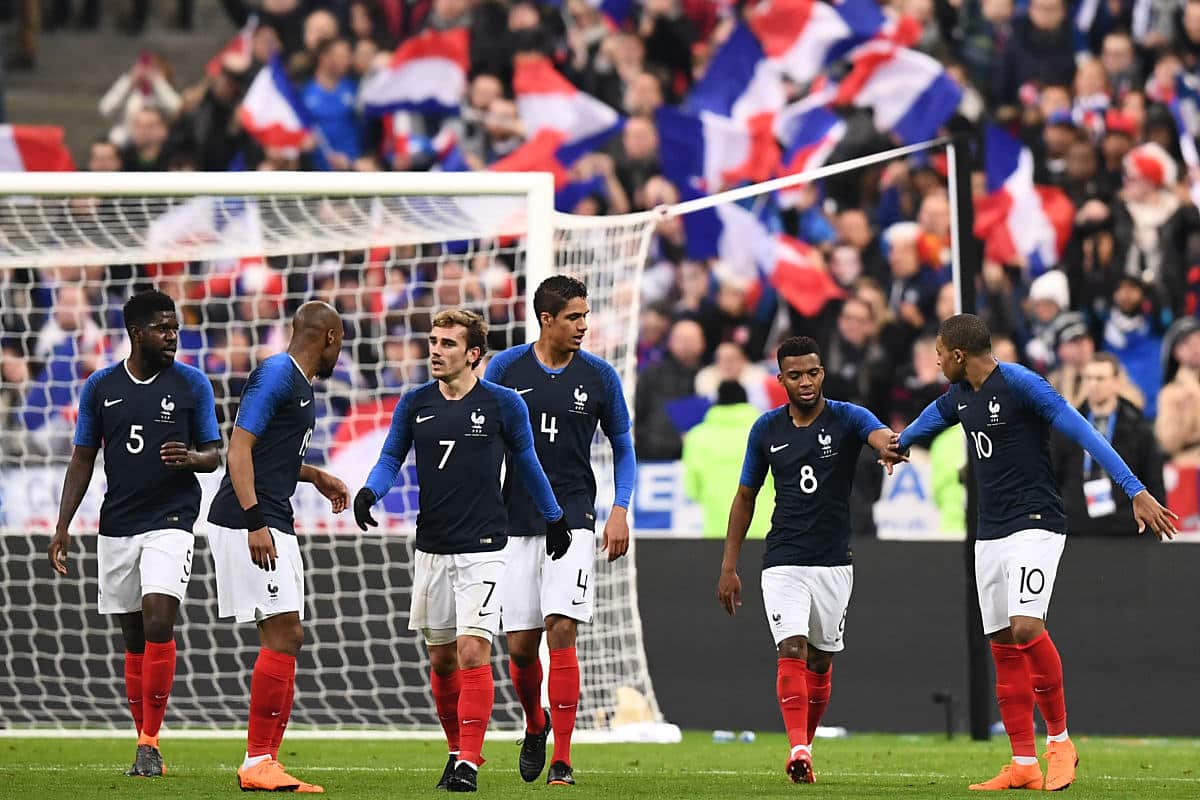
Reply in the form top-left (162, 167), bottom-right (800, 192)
top-left (740, 400), bottom-right (887, 568)
top-left (899, 362), bottom-right (1146, 539)
top-left (484, 345), bottom-right (633, 534)
top-left (363, 379), bottom-right (563, 554)
top-left (208, 354), bottom-right (316, 535)
top-left (74, 360), bottom-right (220, 537)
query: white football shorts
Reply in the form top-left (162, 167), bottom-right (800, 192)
top-left (410, 549), bottom-right (506, 646)
top-left (208, 526), bottom-right (305, 624)
top-left (501, 530), bottom-right (595, 632)
top-left (975, 528), bottom-right (1066, 635)
top-left (97, 529), bottom-right (194, 614)
top-left (760, 565), bottom-right (853, 651)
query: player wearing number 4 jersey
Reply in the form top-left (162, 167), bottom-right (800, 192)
top-left (484, 276), bottom-right (636, 787)
top-left (899, 314), bottom-right (1177, 792)
top-left (49, 290), bottom-right (221, 778)
top-left (718, 336), bottom-right (904, 785)
top-left (355, 308), bottom-right (570, 794)
top-left (207, 302), bottom-right (352, 794)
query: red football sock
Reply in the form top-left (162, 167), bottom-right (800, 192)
top-left (456, 665), bottom-right (494, 766)
top-left (992, 641), bottom-right (1036, 758)
top-left (1021, 631), bottom-right (1067, 737)
top-left (247, 648), bottom-right (296, 759)
top-left (124, 652), bottom-right (144, 735)
top-left (268, 661), bottom-right (296, 759)
top-left (432, 669), bottom-right (462, 753)
top-left (776, 658), bottom-right (809, 748)
top-left (805, 664), bottom-right (832, 745)
top-left (140, 640), bottom-right (176, 740)
top-left (548, 647), bottom-right (580, 766)
top-left (509, 659), bottom-right (547, 734)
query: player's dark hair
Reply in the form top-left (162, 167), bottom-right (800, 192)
top-left (123, 290), bottom-right (176, 333)
top-left (533, 275), bottom-right (588, 324)
top-left (432, 307), bottom-right (489, 367)
top-left (938, 313), bottom-right (993, 355)
top-left (776, 336), bottom-right (821, 369)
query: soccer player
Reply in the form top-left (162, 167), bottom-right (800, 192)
top-left (716, 335), bottom-right (902, 785)
top-left (353, 308), bottom-right (572, 793)
top-left (48, 289), bottom-right (221, 777)
top-left (207, 301), bottom-right (351, 794)
top-left (483, 276), bottom-right (635, 786)
top-left (898, 313), bottom-right (1177, 792)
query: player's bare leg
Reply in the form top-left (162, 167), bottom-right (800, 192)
top-left (507, 628), bottom-right (552, 783)
top-left (428, 641), bottom-right (463, 790)
top-left (442, 634), bottom-right (495, 792)
top-left (237, 612), bottom-right (323, 793)
top-left (970, 618), bottom-right (1046, 791)
top-left (120, 593), bottom-right (180, 777)
top-left (776, 635), bottom-right (814, 784)
top-left (545, 615), bottom-right (579, 786)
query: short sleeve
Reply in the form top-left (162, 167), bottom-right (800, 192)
top-left (235, 358), bottom-right (294, 438)
top-left (831, 400), bottom-right (888, 442)
top-left (184, 365), bottom-right (221, 444)
top-left (739, 413), bottom-right (771, 489)
top-left (73, 371), bottom-right (103, 448)
top-left (595, 358), bottom-right (631, 437)
top-left (483, 346), bottom-right (524, 386)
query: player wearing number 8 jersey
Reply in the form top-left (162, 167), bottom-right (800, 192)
top-left (355, 308), bottom-right (570, 794)
top-left (898, 314), bottom-right (1177, 792)
top-left (717, 336), bottom-right (903, 785)
top-left (49, 290), bottom-right (221, 779)
top-left (484, 276), bottom-right (636, 786)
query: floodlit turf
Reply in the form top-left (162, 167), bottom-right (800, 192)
top-left (2, 732), bottom-right (1198, 799)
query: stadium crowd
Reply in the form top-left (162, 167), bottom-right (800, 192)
top-left (4, 0), bottom-right (1200, 536)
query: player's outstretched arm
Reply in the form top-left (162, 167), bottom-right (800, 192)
top-left (897, 395), bottom-right (956, 453)
top-left (868, 428), bottom-right (908, 475)
top-left (357, 393), bottom-right (416, 531)
top-left (228, 426), bottom-right (277, 571)
top-left (49, 445), bottom-right (99, 576)
top-left (718, 484), bottom-right (759, 616)
top-left (299, 464), bottom-right (350, 514)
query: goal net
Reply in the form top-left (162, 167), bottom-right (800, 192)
top-left (0, 172), bottom-right (672, 739)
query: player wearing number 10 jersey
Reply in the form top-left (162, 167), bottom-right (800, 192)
top-left (484, 276), bottom-right (636, 786)
top-left (49, 290), bottom-right (221, 778)
top-left (717, 336), bottom-right (902, 785)
top-left (355, 308), bottom-right (570, 793)
top-left (898, 314), bottom-right (1177, 792)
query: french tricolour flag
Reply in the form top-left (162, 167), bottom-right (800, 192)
top-left (238, 56), bottom-right (312, 150)
top-left (656, 106), bottom-right (779, 199)
top-left (359, 28), bottom-right (469, 116)
top-left (833, 43), bottom-right (961, 144)
top-left (686, 22), bottom-right (784, 123)
top-left (749, 0), bottom-right (885, 86)
top-left (514, 54), bottom-right (623, 165)
top-left (1170, 72), bottom-right (1200, 206)
top-left (774, 94), bottom-right (845, 207)
top-left (974, 125), bottom-right (1074, 275)
top-left (0, 125), bottom-right (75, 171)
top-left (206, 14), bottom-right (257, 77)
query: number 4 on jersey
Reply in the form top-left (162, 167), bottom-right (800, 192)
top-left (540, 413), bottom-right (559, 443)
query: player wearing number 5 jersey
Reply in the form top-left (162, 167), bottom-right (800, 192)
top-left (50, 290), bottom-right (221, 779)
top-left (484, 276), bottom-right (636, 787)
top-left (207, 302), bottom-right (351, 794)
top-left (898, 314), bottom-right (1177, 792)
top-left (718, 336), bottom-right (903, 785)
top-left (355, 308), bottom-right (570, 794)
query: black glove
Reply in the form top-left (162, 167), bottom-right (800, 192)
top-left (546, 514), bottom-right (572, 560)
top-left (354, 487), bottom-right (378, 531)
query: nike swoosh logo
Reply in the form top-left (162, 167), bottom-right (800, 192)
top-left (515, 388), bottom-right (533, 395)
top-left (152, 693), bottom-right (168, 701)
top-left (571, 599), bottom-right (586, 605)
top-left (271, 711), bottom-right (281, 717)
top-left (1018, 598), bottom-right (1038, 604)
top-left (104, 399), bottom-right (124, 407)
top-left (958, 403), bottom-right (968, 410)
top-left (478, 610), bottom-right (496, 617)
top-left (555, 704), bottom-right (577, 710)
top-left (300, 399), bottom-right (312, 407)
top-left (781, 696), bottom-right (800, 703)
top-left (128, 698), bottom-right (142, 704)
top-left (416, 414), bottom-right (436, 423)
top-left (462, 719), bottom-right (481, 725)
top-left (770, 444), bottom-right (789, 453)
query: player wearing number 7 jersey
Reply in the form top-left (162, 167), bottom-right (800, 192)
top-left (898, 314), bottom-right (1177, 793)
top-left (354, 308), bottom-right (570, 794)
top-left (717, 336), bottom-right (904, 785)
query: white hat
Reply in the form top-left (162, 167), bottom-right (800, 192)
top-left (1029, 269), bottom-right (1069, 310)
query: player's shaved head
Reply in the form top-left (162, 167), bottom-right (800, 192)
top-left (291, 301), bottom-right (343, 379)
top-left (294, 300), bottom-right (341, 336)
top-left (938, 313), bottom-right (992, 355)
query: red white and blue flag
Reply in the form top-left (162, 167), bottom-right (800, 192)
top-left (686, 22), bottom-right (785, 123)
top-left (748, 0), bottom-right (886, 86)
top-left (655, 106), bottom-right (779, 199)
top-left (206, 13), bottom-right (257, 77)
top-left (974, 125), bottom-right (1075, 275)
top-left (238, 56), bottom-right (313, 150)
top-left (514, 54), bottom-right (623, 165)
top-left (359, 28), bottom-right (470, 116)
top-left (833, 43), bottom-right (961, 144)
top-left (773, 93), bottom-right (845, 206)
top-left (0, 125), bottom-right (75, 171)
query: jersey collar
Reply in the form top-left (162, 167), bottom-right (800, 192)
top-left (289, 354), bottom-right (314, 385)
top-left (123, 358), bottom-right (162, 385)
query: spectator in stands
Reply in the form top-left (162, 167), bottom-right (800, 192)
top-left (836, 209), bottom-right (887, 285)
top-left (120, 106), bottom-right (172, 171)
top-left (991, 0), bottom-right (1076, 107)
top-left (1100, 31), bottom-right (1140, 100)
top-left (883, 221), bottom-right (939, 347)
top-left (1102, 275), bottom-right (1165, 416)
top-left (888, 334), bottom-right (946, 429)
top-left (612, 116), bottom-right (660, 201)
top-left (637, 303), bottom-right (672, 370)
top-left (86, 138), bottom-right (121, 172)
top-left (1047, 311), bottom-right (1141, 409)
top-left (170, 52), bottom-right (253, 171)
top-left (302, 38), bottom-right (362, 171)
top-left (289, 7), bottom-right (340, 78)
top-left (33, 284), bottom-right (104, 364)
top-left (634, 317), bottom-right (704, 460)
top-left (1155, 317), bottom-right (1200, 463)
top-left (1050, 352), bottom-right (1166, 535)
top-left (99, 51), bottom-right (181, 148)
top-left (1024, 269), bottom-right (1070, 371)
top-left (821, 294), bottom-right (890, 415)
top-left (637, 0), bottom-right (694, 98)
top-left (695, 342), bottom-right (770, 410)
top-left (682, 380), bottom-right (772, 538)
top-left (458, 97), bottom-right (524, 170)
top-left (0, 345), bottom-right (29, 435)
top-left (1176, 0), bottom-right (1200, 72)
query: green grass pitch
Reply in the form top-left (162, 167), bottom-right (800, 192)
top-left (2, 732), bottom-right (1198, 799)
